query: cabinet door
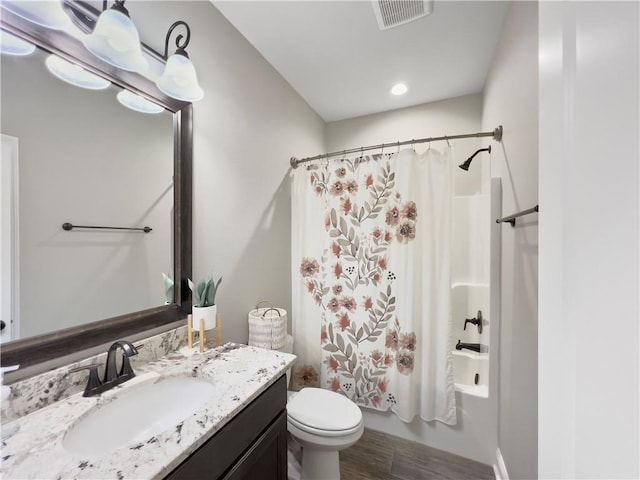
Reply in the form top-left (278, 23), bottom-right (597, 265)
top-left (164, 375), bottom-right (287, 480)
top-left (222, 411), bottom-right (287, 480)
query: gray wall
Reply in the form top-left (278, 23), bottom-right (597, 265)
top-left (136, 1), bottom-right (326, 343)
top-left (481, 2), bottom-right (538, 479)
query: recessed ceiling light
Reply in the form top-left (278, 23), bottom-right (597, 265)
top-left (391, 83), bottom-right (408, 96)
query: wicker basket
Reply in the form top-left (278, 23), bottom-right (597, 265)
top-left (248, 301), bottom-right (288, 349)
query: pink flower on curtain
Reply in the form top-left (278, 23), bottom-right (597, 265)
top-left (386, 330), bottom-right (399, 350)
top-left (338, 313), bottom-right (351, 331)
top-left (340, 296), bottom-right (357, 311)
top-left (400, 332), bottom-right (417, 351)
top-left (370, 350), bottom-right (383, 362)
top-left (365, 174), bottom-right (374, 189)
top-left (325, 355), bottom-right (339, 372)
top-left (396, 221), bottom-right (416, 243)
top-left (402, 201), bottom-right (418, 220)
top-left (330, 181), bottom-right (344, 196)
top-left (396, 352), bottom-right (415, 375)
top-left (325, 213), bottom-right (331, 231)
top-left (335, 167), bottom-right (347, 177)
top-left (332, 285), bottom-right (343, 295)
top-left (329, 377), bottom-right (341, 392)
top-left (306, 281), bottom-right (315, 293)
top-left (321, 325), bottom-right (328, 343)
top-left (342, 197), bottom-right (352, 214)
top-left (385, 206), bottom-right (400, 226)
top-left (334, 263), bottom-right (343, 279)
top-left (363, 296), bottom-right (373, 311)
top-left (327, 297), bottom-right (341, 312)
top-left (300, 258), bottom-right (319, 277)
top-left (332, 242), bottom-right (341, 258)
top-left (378, 378), bottom-right (388, 393)
top-left (378, 257), bottom-right (388, 270)
top-left (345, 180), bottom-right (358, 194)
top-left (372, 228), bottom-right (382, 239)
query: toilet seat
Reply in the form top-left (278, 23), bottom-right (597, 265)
top-left (287, 387), bottom-right (362, 437)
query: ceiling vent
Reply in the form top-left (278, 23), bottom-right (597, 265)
top-left (372, 0), bottom-right (434, 30)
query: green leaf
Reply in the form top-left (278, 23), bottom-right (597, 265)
top-left (323, 344), bottom-right (339, 352)
top-left (346, 344), bottom-right (353, 358)
top-left (328, 322), bottom-right (335, 343)
top-left (330, 209), bottom-right (338, 227)
top-left (339, 217), bottom-right (348, 234)
top-left (336, 333), bottom-right (345, 351)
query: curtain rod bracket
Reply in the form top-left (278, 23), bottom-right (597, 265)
top-left (290, 157), bottom-right (299, 169)
top-left (493, 125), bottom-right (503, 141)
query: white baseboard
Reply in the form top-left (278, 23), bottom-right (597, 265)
top-left (493, 448), bottom-right (509, 480)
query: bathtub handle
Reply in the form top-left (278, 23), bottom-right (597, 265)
top-left (463, 310), bottom-right (483, 334)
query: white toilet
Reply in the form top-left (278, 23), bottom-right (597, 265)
top-left (275, 335), bottom-right (364, 480)
top-left (286, 387), bottom-right (364, 480)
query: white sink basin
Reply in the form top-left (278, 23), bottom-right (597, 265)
top-left (63, 376), bottom-right (216, 455)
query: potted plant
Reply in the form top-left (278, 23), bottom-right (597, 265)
top-left (188, 274), bottom-right (222, 330)
top-left (162, 272), bottom-right (174, 304)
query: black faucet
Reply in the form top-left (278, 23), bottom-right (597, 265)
top-left (104, 340), bottom-right (139, 384)
top-left (70, 340), bottom-right (140, 397)
top-left (464, 310), bottom-right (483, 334)
top-left (455, 340), bottom-right (488, 353)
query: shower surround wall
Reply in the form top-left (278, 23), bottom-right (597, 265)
top-left (326, 93), bottom-right (499, 465)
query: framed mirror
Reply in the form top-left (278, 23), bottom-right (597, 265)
top-left (0, 4), bottom-right (192, 368)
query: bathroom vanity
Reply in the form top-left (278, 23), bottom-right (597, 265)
top-left (0, 341), bottom-right (294, 480)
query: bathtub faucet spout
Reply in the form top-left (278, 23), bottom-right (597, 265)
top-left (455, 340), bottom-right (488, 353)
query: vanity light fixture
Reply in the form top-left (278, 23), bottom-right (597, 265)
top-left (0, 0), bottom-right (73, 31)
top-left (45, 55), bottom-right (111, 90)
top-left (0, 29), bottom-right (36, 56)
top-left (155, 21), bottom-right (203, 102)
top-left (117, 90), bottom-right (164, 114)
top-left (390, 83), bottom-right (408, 96)
top-left (82, 0), bottom-right (148, 73)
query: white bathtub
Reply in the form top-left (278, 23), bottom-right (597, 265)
top-left (452, 350), bottom-right (489, 397)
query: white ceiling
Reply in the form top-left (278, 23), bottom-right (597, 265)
top-left (212, 1), bottom-right (509, 122)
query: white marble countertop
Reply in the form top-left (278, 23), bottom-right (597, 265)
top-left (0, 343), bottom-right (296, 480)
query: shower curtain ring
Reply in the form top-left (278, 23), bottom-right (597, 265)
top-left (428, 137), bottom-right (432, 150)
top-left (396, 141), bottom-right (400, 154)
top-left (445, 135), bottom-right (451, 147)
top-left (411, 139), bottom-right (416, 152)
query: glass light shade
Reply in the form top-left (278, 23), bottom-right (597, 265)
top-left (155, 53), bottom-right (203, 102)
top-left (0, 30), bottom-right (36, 56)
top-left (45, 55), bottom-right (111, 90)
top-left (117, 90), bottom-right (164, 114)
top-left (82, 9), bottom-right (148, 72)
top-left (1, 0), bottom-right (72, 30)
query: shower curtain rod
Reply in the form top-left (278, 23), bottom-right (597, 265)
top-left (290, 125), bottom-right (503, 169)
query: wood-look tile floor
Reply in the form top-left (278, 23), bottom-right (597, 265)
top-left (339, 429), bottom-right (495, 480)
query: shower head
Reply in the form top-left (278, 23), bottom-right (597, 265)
top-left (459, 145), bottom-right (491, 171)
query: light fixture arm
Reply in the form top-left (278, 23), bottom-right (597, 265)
top-left (163, 21), bottom-right (191, 59)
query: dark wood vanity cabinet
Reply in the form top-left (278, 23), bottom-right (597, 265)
top-left (165, 375), bottom-right (288, 480)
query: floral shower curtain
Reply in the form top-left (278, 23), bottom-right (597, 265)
top-left (291, 147), bottom-right (456, 425)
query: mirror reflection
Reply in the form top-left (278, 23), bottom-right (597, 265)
top-left (0, 43), bottom-right (174, 343)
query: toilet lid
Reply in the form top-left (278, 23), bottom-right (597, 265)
top-left (287, 387), bottom-right (362, 432)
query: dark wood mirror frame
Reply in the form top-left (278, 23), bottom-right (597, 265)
top-left (0, 9), bottom-right (192, 368)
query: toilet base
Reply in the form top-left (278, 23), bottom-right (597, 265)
top-left (301, 448), bottom-right (340, 480)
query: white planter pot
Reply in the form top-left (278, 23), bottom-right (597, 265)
top-left (192, 304), bottom-right (217, 330)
